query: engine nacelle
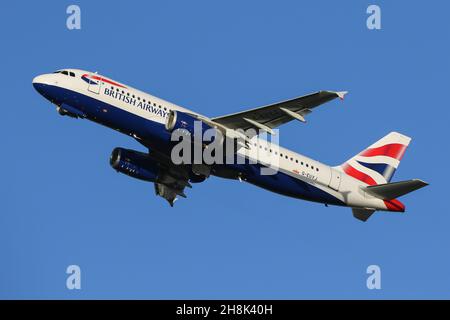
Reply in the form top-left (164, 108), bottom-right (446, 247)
top-left (109, 147), bottom-right (159, 182)
top-left (57, 103), bottom-right (86, 119)
top-left (165, 110), bottom-right (216, 142)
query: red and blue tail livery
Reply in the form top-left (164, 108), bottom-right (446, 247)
top-left (32, 68), bottom-right (428, 222)
top-left (340, 132), bottom-right (410, 185)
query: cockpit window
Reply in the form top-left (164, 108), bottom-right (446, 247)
top-left (53, 70), bottom-right (75, 77)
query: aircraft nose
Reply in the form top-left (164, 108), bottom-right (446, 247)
top-left (32, 75), bottom-right (41, 84)
top-left (32, 74), bottom-right (46, 86)
top-left (32, 73), bottom-right (58, 104)
top-left (32, 75), bottom-right (50, 95)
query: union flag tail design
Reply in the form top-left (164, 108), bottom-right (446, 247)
top-left (340, 132), bottom-right (411, 186)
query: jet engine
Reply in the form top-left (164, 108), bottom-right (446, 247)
top-left (109, 147), bottom-right (159, 182)
top-left (165, 110), bottom-right (218, 142)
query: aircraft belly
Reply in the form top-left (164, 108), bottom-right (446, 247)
top-left (233, 163), bottom-right (345, 206)
top-left (45, 85), bottom-right (172, 150)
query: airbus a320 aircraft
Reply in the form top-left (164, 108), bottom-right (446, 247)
top-left (33, 69), bottom-right (428, 221)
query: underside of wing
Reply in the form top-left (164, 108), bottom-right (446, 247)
top-left (117, 144), bottom-right (201, 206)
top-left (211, 90), bottom-right (347, 132)
top-left (154, 169), bottom-right (193, 206)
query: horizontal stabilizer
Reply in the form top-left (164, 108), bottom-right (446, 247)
top-left (364, 179), bottom-right (428, 200)
top-left (352, 208), bottom-right (375, 222)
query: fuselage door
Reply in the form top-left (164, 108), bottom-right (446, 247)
top-left (328, 168), bottom-right (341, 191)
top-left (87, 73), bottom-right (102, 94)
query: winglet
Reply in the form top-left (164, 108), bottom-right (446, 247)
top-left (336, 91), bottom-right (348, 100)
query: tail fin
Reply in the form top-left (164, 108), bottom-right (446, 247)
top-left (339, 132), bottom-right (411, 185)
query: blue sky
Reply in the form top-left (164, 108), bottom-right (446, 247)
top-left (0, 0), bottom-right (449, 299)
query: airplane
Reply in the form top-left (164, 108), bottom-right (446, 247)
top-left (32, 69), bottom-right (428, 221)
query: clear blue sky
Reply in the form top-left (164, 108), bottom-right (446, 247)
top-left (1, 1), bottom-right (448, 299)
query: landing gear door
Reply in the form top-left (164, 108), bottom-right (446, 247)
top-left (328, 168), bottom-right (341, 191)
top-left (87, 73), bottom-right (102, 94)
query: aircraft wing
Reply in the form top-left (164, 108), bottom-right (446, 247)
top-left (211, 91), bottom-right (347, 134)
top-left (154, 170), bottom-right (192, 206)
top-left (135, 144), bottom-right (196, 206)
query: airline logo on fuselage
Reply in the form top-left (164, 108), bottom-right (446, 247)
top-left (81, 74), bottom-right (126, 88)
top-left (103, 87), bottom-right (169, 118)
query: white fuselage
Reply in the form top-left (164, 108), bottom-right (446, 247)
top-left (32, 69), bottom-right (397, 212)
